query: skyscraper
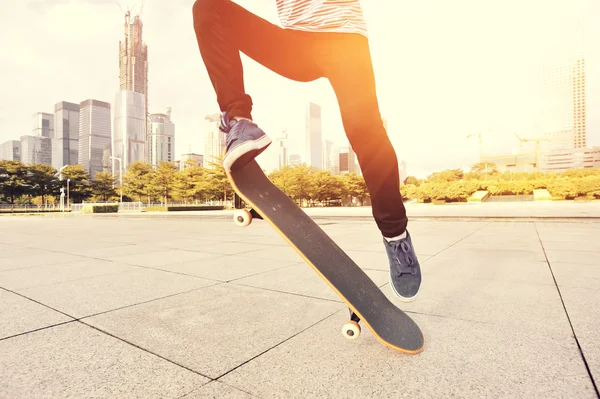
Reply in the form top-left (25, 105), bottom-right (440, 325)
top-left (32, 113), bottom-right (54, 138)
top-left (119, 11), bottom-right (149, 121)
top-left (305, 102), bottom-right (323, 170)
top-left (52, 101), bottom-right (80, 170)
top-left (148, 109), bottom-right (175, 167)
top-left (113, 90), bottom-right (146, 173)
top-left (323, 139), bottom-right (333, 171)
top-left (0, 140), bottom-right (21, 161)
top-left (330, 145), bottom-right (358, 175)
top-left (79, 99), bottom-right (111, 179)
top-left (21, 135), bottom-right (51, 165)
top-left (204, 113), bottom-right (226, 168)
top-left (536, 58), bottom-right (587, 150)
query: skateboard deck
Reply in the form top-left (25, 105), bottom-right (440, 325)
top-left (227, 160), bottom-right (424, 354)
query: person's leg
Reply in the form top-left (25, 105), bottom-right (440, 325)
top-left (324, 33), bottom-right (421, 302)
top-left (192, 0), bottom-right (323, 170)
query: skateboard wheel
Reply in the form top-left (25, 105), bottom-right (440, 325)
top-left (233, 209), bottom-right (252, 227)
top-left (342, 321), bottom-right (361, 340)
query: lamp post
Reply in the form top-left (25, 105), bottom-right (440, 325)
top-left (67, 178), bottom-right (70, 210)
top-left (110, 156), bottom-right (123, 203)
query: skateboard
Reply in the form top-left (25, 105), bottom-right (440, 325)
top-left (227, 160), bottom-right (424, 354)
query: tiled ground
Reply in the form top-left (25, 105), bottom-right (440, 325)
top-left (0, 215), bottom-right (598, 398)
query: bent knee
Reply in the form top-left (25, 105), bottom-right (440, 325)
top-left (192, 0), bottom-right (225, 21)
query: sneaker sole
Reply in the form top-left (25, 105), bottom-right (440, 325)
top-left (223, 135), bottom-right (272, 171)
top-left (389, 272), bottom-right (421, 303)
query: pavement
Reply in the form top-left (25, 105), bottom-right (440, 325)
top-left (91, 200), bottom-right (600, 220)
top-left (1, 211), bottom-right (599, 398)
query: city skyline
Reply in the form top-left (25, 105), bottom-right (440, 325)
top-left (1, 0), bottom-right (600, 178)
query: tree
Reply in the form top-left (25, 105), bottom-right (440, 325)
top-left (153, 161), bottom-right (178, 204)
top-left (404, 176), bottom-right (419, 186)
top-left (92, 171), bottom-right (116, 201)
top-left (470, 162), bottom-right (498, 177)
top-left (428, 169), bottom-right (464, 183)
top-left (27, 164), bottom-right (59, 205)
top-left (175, 165), bottom-right (210, 202)
top-left (342, 173), bottom-right (369, 205)
top-left (312, 171), bottom-right (343, 205)
top-left (0, 161), bottom-right (29, 204)
top-left (61, 165), bottom-right (93, 203)
top-left (204, 156), bottom-right (232, 201)
top-left (123, 162), bottom-right (155, 203)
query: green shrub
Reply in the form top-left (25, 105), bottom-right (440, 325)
top-left (82, 204), bottom-right (119, 213)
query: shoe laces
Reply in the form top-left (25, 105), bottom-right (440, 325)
top-left (219, 111), bottom-right (232, 133)
top-left (390, 239), bottom-right (417, 277)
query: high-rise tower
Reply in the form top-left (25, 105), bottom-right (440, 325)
top-left (119, 11), bottom-right (149, 119)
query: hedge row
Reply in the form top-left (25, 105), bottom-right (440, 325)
top-left (400, 176), bottom-right (600, 202)
top-left (82, 205), bottom-right (119, 213)
top-left (145, 205), bottom-right (225, 212)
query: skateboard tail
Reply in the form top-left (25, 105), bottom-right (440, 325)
top-left (226, 168), bottom-right (424, 355)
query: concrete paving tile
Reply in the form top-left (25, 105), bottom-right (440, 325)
top-left (346, 249), bottom-right (432, 272)
top-left (233, 263), bottom-right (389, 301)
top-left (245, 245), bottom-right (303, 262)
top-left (384, 274), bottom-right (572, 338)
top-left (184, 242), bottom-right (273, 256)
top-left (354, 234), bottom-right (455, 256)
top-left (221, 313), bottom-right (596, 398)
top-left (85, 284), bottom-right (342, 379)
top-left (31, 239), bottom-right (129, 253)
top-left (542, 241), bottom-right (600, 252)
top-left (0, 251), bottom-right (85, 272)
top-left (182, 381), bottom-right (253, 398)
top-left (69, 244), bottom-right (169, 260)
top-left (151, 255), bottom-right (299, 282)
top-left (551, 262), bottom-right (600, 291)
top-left (0, 322), bottom-right (208, 398)
top-left (454, 235), bottom-right (544, 252)
top-left (109, 249), bottom-right (221, 267)
top-left (0, 290), bottom-right (72, 339)
top-left (557, 286), bottom-right (600, 385)
top-left (423, 247), bottom-right (555, 286)
top-left (17, 269), bottom-right (215, 318)
top-left (545, 250), bottom-right (600, 266)
top-left (0, 259), bottom-right (136, 290)
top-left (153, 238), bottom-right (226, 250)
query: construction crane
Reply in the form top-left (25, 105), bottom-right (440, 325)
top-left (513, 133), bottom-right (551, 171)
top-left (466, 132), bottom-right (484, 161)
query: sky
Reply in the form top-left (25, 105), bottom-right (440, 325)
top-left (1, 0), bottom-right (599, 178)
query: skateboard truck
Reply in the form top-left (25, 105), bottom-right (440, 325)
top-left (342, 309), bottom-right (362, 340)
top-left (233, 193), bottom-right (263, 227)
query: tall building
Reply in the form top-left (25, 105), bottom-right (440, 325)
top-left (78, 99), bottom-right (111, 179)
top-left (113, 90), bottom-right (146, 173)
top-left (330, 146), bottom-right (358, 175)
top-left (305, 102), bottom-right (323, 170)
top-left (148, 108), bottom-right (175, 167)
top-left (323, 140), bottom-right (333, 171)
top-left (288, 154), bottom-right (301, 165)
top-left (20, 135), bottom-right (51, 165)
top-left (535, 58), bottom-right (587, 150)
top-left (119, 11), bottom-right (149, 122)
top-left (32, 113), bottom-right (54, 138)
top-left (52, 101), bottom-right (80, 170)
top-left (272, 130), bottom-right (288, 171)
top-left (540, 147), bottom-right (600, 172)
top-left (0, 140), bottom-right (21, 161)
top-left (204, 113), bottom-right (226, 168)
top-left (399, 161), bottom-right (407, 185)
top-left (179, 153), bottom-right (204, 171)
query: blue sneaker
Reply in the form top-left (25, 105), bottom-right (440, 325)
top-left (383, 230), bottom-right (422, 302)
top-left (220, 112), bottom-right (272, 171)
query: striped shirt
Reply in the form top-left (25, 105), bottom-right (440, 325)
top-left (275, 0), bottom-right (368, 38)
